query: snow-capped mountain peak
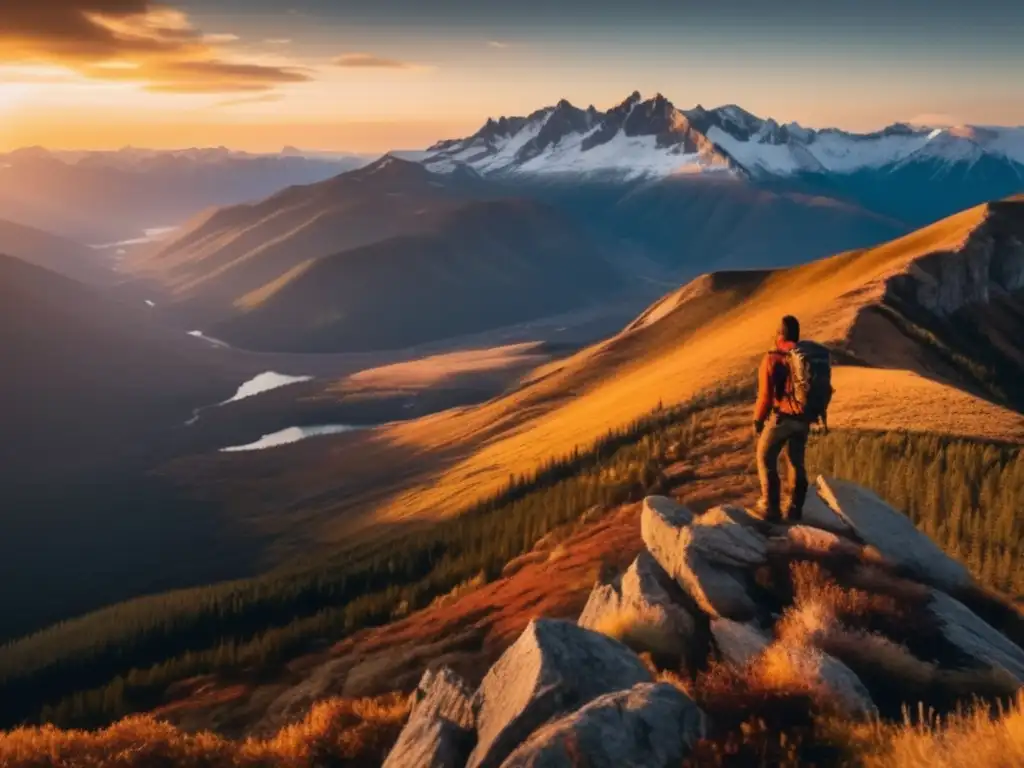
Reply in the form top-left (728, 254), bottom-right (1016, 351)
top-left (420, 92), bottom-right (1024, 182)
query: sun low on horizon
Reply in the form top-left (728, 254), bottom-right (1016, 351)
top-left (1, 0), bottom-right (1023, 153)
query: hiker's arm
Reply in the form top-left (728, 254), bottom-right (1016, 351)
top-left (753, 354), bottom-right (772, 425)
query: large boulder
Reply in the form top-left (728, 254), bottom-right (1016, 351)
top-left (929, 590), bottom-right (1024, 684)
top-left (642, 497), bottom-right (766, 620)
top-left (578, 551), bottom-right (696, 654)
top-left (800, 492), bottom-right (855, 535)
top-left (711, 619), bottom-right (770, 668)
top-left (382, 666), bottom-right (476, 768)
top-left (467, 619), bottom-right (652, 768)
top-left (498, 682), bottom-right (705, 768)
top-left (815, 477), bottom-right (972, 590)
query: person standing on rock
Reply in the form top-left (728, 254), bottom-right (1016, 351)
top-left (753, 315), bottom-right (832, 522)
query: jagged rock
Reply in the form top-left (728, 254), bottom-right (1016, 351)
top-left (929, 590), bottom-right (1024, 684)
top-left (498, 683), bottom-right (705, 768)
top-left (765, 642), bottom-right (877, 716)
top-left (467, 619), bottom-right (652, 768)
top-left (382, 666), bottom-right (476, 768)
top-left (711, 619), bottom-right (770, 667)
top-left (800, 492), bottom-right (854, 535)
top-left (816, 477), bottom-right (972, 590)
top-left (642, 497), bottom-right (766, 620)
top-left (578, 551), bottom-right (696, 650)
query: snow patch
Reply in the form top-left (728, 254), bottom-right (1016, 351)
top-left (221, 424), bottom-right (358, 452)
top-left (221, 371), bottom-right (312, 405)
top-left (91, 225), bottom-right (180, 250)
top-left (187, 330), bottom-right (232, 349)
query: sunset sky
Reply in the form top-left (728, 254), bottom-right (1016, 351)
top-left (1, 0), bottom-right (1022, 153)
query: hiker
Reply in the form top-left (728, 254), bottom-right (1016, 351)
top-left (753, 315), bottom-right (832, 522)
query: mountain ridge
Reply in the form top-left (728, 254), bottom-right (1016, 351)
top-left (420, 91), bottom-right (1024, 182)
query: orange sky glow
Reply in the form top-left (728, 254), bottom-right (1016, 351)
top-left (1, 2), bottom-right (1022, 153)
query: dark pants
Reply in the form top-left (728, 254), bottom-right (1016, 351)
top-left (756, 413), bottom-right (810, 521)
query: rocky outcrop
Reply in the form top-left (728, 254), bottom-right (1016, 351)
top-left (642, 497), bottom-right (767, 620)
top-left (578, 550), bottom-right (696, 653)
top-left (929, 590), bottom-right (1024, 684)
top-left (816, 476), bottom-right (972, 590)
top-left (467, 619), bottom-right (652, 768)
top-left (499, 683), bottom-right (705, 768)
top-left (711, 619), bottom-right (770, 668)
top-left (381, 475), bottom-right (1016, 765)
top-left (383, 666), bottom-right (476, 768)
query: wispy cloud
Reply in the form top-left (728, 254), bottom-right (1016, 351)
top-left (333, 52), bottom-right (416, 69)
top-left (203, 33), bottom-right (241, 45)
top-left (487, 40), bottom-right (511, 49)
top-left (216, 93), bottom-right (285, 108)
top-left (264, 38), bottom-right (292, 45)
top-left (0, 1), bottom-right (310, 93)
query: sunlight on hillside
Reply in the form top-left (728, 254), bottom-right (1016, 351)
top-left (373, 203), bottom-right (996, 524)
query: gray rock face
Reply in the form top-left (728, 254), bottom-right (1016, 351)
top-left (383, 666), bottom-right (476, 768)
top-left (498, 683), bottom-right (705, 768)
top-left (468, 619), bottom-right (652, 768)
top-left (800, 492), bottom-right (855, 535)
top-left (711, 619), bottom-right (770, 668)
top-left (642, 497), bottom-right (766, 620)
top-left (929, 590), bottom-right (1024, 684)
top-left (578, 551), bottom-right (696, 650)
top-left (816, 476), bottom-right (972, 590)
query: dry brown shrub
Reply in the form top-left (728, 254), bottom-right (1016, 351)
top-left (0, 693), bottom-right (409, 768)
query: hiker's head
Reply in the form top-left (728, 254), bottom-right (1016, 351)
top-left (777, 315), bottom-right (800, 345)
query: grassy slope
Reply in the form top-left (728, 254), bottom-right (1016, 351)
top-left (212, 200), bottom-right (1009, 543)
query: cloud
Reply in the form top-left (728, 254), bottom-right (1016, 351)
top-left (215, 92), bottom-right (285, 108)
top-left (264, 38), bottom-right (292, 45)
top-left (487, 40), bottom-right (510, 48)
top-left (333, 52), bottom-right (416, 69)
top-left (0, 1), bottom-right (311, 93)
top-left (202, 33), bottom-right (240, 44)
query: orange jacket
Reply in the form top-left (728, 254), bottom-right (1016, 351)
top-left (754, 340), bottom-right (801, 423)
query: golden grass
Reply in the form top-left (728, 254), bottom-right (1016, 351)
top-left (827, 367), bottom-right (1024, 443)
top-left (0, 694), bottom-right (409, 768)
top-left (838, 694), bottom-right (1024, 768)
top-left (592, 607), bottom-right (682, 665)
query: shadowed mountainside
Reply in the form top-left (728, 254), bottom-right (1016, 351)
top-left (0, 219), bottom-right (112, 285)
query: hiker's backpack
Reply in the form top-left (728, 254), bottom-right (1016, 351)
top-left (786, 341), bottom-right (833, 427)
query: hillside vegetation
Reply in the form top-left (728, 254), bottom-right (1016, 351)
top-left (0, 388), bottom-right (740, 731)
top-left (2, 376), bottom-right (1021, 733)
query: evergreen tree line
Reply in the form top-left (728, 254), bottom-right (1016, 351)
top-left (0, 385), bottom-right (745, 730)
top-left (806, 430), bottom-right (1024, 593)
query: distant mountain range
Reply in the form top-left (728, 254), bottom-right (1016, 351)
top-left (135, 156), bottom-right (628, 352)
top-left (0, 147), bottom-right (373, 243)
top-left (415, 92), bottom-right (1024, 225)
top-left (420, 91), bottom-right (1024, 182)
